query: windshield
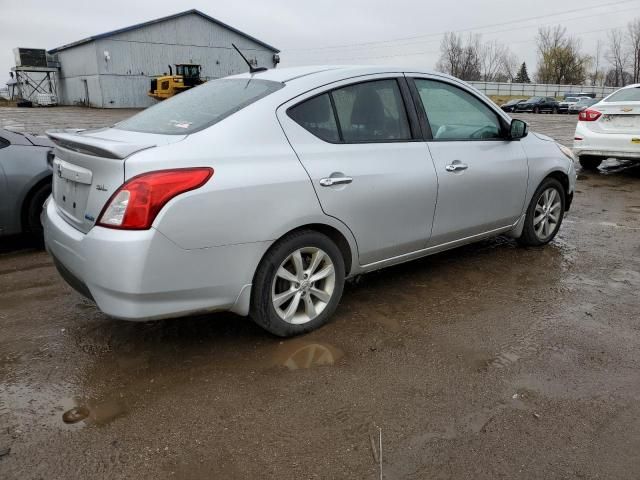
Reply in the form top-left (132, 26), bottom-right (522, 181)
top-left (576, 98), bottom-right (595, 105)
top-left (116, 78), bottom-right (284, 135)
top-left (565, 97), bottom-right (578, 102)
top-left (603, 87), bottom-right (640, 103)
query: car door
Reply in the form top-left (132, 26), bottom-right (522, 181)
top-left (278, 75), bottom-right (438, 266)
top-left (408, 76), bottom-right (529, 246)
top-left (0, 135), bottom-right (11, 234)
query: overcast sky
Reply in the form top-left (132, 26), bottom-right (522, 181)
top-left (1, 0), bottom-right (639, 85)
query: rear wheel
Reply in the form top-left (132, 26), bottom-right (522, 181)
top-left (518, 178), bottom-right (565, 247)
top-left (250, 230), bottom-right (345, 337)
top-left (533, 106), bottom-right (540, 114)
top-left (552, 106), bottom-right (558, 114)
top-left (579, 156), bottom-right (603, 170)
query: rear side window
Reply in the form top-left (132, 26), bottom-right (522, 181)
top-left (115, 78), bottom-right (284, 135)
top-left (288, 79), bottom-right (412, 143)
top-left (288, 94), bottom-right (340, 143)
top-left (0, 137), bottom-right (9, 149)
top-left (604, 87), bottom-right (640, 102)
top-left (332, 80), bottom-right (411, 142)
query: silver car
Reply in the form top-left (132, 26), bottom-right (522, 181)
top-left (0, 129), bottom-right (53, 237)
top-left (43, 66), bottom-right (577, 336)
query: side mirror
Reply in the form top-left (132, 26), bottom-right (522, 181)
top-left (509, 119), bottom-right (528, 140)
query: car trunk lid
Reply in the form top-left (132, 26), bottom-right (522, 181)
top-left (589, 102), bottom-right (640, 134)
top-left (47, 128), bottom-right (185, 233)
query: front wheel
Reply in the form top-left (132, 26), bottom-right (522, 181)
top-left (552, 107), bottom-right (558, 114)
top-left (533, 106), bottom-right (540, 114)
top-left (250, 230), bottom-right (345, 337)
top-left (518, 178), bottom-right (566, 247)
top-left (24, 183), bottom-right (51, 236)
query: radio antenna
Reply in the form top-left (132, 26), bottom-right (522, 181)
top-left (232, 43), bottom-right (268, 74)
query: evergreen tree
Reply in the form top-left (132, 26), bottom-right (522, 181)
top-left (514, 62), bottom-right (531, 83)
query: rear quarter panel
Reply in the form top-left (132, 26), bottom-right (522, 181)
top-left (125, 102), bottom-right (358, 259)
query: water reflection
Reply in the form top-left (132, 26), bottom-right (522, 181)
top-left (271, 340), bottom-right (343, 370)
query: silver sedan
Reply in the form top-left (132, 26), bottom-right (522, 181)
top-left (43, 66), bottom-right (577, 336)
top-left (0, 129), bottom-right (53, 238)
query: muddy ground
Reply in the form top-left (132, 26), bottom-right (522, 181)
top-left (1, 110), bottom-right (640, 479)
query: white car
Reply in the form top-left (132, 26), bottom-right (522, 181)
top-left (574, 84), bottom-right (640, 169)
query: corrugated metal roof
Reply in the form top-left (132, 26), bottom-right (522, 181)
top-left (48, 9), bottom-right (279, 54)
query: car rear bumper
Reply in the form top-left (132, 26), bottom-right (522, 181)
top-left (574, 123), bottom-right (640, 160)
top-left (44, 200), bottom-right (269, 320)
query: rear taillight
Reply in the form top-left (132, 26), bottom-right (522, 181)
top-left (578, 109), bottom-right (602, 122)
top-left (97, 168), bottom-right (213, 230)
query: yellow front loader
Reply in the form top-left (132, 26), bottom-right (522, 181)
top-left (148, 64), bottom-right (204, 101)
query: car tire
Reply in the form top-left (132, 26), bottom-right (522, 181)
top-left (250, 230), bottom-right (346, 337)
top-left (552, 107), bottom-right (558, 114)
top-left (518, 177), bottom-right (566, 247)
top-left (579, 156), bottom-right (603, 170)
top-left (24, 182), bottom-right (51, 237)
top-left (533, 106), bottom-right (540, 114)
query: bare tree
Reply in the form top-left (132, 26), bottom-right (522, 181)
top-left (480, 40), bottom-right (508, 81)
top-left (536, 25), bottom-right (590, 84)
top-left (589, 39), bottom-right (605, 86)
top-left (606, 28), bottom-right (629, 87)
top-left (436, 32), bottom-right (482, 81)
top-left (500, 50), bottom-right (519, 82)
top-left (628, 19), bottom-right (640, 83)
top-left (437, 33), bottom-right (517, 82)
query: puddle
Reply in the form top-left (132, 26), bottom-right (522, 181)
top-left (1, 381), bottom-right (128, 430)
top-left (271, 340), bottom-right (343, 371)
top-left (59, 396), bottom-right (128, 427)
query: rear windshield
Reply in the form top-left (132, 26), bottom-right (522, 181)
top-left (603, 87), bottom-right (640, 103)
top-left (115, 78), bottom-right (284, 135)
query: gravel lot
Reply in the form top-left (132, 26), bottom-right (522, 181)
top-left (1, 109), bottom-right (640, 479)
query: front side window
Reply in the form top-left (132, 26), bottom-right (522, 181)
top-left (331, 80), bottom-right (411, 142)
top-left (116, 78), bottom-right (283, 135)
top-left (414, 79), bottom-right (502, 141)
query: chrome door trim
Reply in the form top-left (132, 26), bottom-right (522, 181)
top-left (358, 220), bottom-right (520, 272)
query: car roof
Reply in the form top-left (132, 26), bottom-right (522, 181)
top-left (228, 65), bottom-right (444, 84)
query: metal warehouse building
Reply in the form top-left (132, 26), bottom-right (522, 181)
top-left (48, 9), bottom-right (280, 108)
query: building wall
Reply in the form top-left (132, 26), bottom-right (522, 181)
top-left (57, 13), bottom-right (277, 108)
top-left (55, 42), bottom-right (103, 107)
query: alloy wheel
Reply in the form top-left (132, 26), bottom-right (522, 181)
top-left (534, 188), bottom-right (562, 241)
top-left (271, 247), bottom-right (336, 325)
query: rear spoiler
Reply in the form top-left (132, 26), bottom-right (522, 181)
top-left (46, 129), bottom-right (155, 160)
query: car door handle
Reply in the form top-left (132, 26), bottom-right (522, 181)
top-left (445, 163), bottom-right (468, 172)
top-left (319, 176), bottom-right (353, 187)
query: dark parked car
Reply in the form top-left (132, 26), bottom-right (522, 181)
top-left (500, 99), bottom-right (525, 112)
top-left (514, 96), bottom-right (560, 114)
top-left (568, 97), bottom-right (598, 114)
top-left (0, 129), bottom-right (53, 238)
